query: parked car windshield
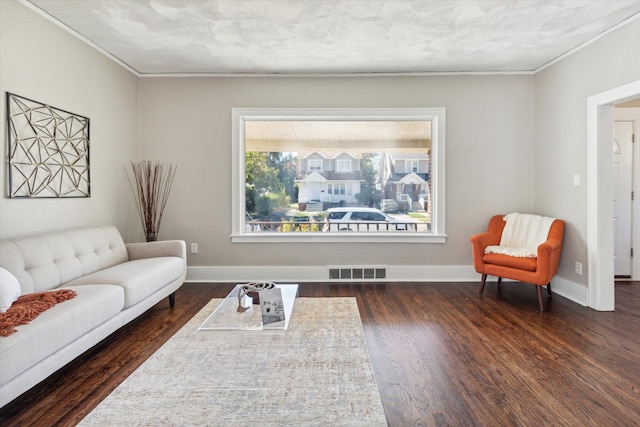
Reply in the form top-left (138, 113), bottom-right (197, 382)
top-left (327, 211), bottom-right (348, 220)
top-left (350, 211), bottom-right (388, 221)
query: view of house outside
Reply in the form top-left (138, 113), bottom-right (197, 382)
top-left (245, 146), bottom-right (432, 233)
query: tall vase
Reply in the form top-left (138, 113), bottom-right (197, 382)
top-left (126, 161), bottom-right (176, 244)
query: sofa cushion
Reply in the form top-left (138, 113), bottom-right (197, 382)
top-left (64, 257), bottom-right (184, 308)
top-left (0, 284), bottom-right (125, 387)
top-left (0, 226), bottom-right (128, 295)
top-left (0, 267), bottom-right (21, 313)
top-left (482, 252), bottom-right (538, 272)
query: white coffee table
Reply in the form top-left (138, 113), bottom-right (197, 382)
top-left (198, 284), bottom-right (298, 331)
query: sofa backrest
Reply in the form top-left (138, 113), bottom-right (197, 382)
top-left (0, 226), bottom-right (128, 295)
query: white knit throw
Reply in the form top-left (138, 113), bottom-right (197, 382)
top-left (484, 213), bottom-right (556, 258)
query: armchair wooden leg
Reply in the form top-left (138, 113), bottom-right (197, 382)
top-left (537, 286), bottom-right (544, 311)
top-left (546, 282), bottom-right (552, 298)
top-left (479, 274), bottom-right (487, 295)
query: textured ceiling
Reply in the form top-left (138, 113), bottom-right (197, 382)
top-left (26, 0), bottom-right (640, 76)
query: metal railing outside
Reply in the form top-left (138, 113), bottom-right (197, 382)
top-left (246, 220), bottom-right (426, 233)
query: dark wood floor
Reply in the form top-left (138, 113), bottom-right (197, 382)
top-left (1, 280), bottom-right (639, 426)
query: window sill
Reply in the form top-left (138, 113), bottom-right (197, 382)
top-left (231, 232), bottom-right (447, 244)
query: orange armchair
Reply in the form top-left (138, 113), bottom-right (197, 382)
top-left (470, 214), bottom-right (565, 311)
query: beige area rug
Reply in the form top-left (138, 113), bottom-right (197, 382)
top-left (80, 297), bottom-right (387, 426)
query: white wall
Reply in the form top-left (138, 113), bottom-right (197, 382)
top-left (533, 18), bottom-right (640, 304)
top-left (139, 75), bottom-right (534, 268)
top-left (0, 1), bottom-right (139, 240)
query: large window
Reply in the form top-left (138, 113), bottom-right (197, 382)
top-left (308, 159), bottom-right (322, 171)
top-left (336, 159), bottom-right (352, 172)
top-left (328, 183), bottom-right (351, 195)
top-left (232, 108), bottom-right (446, 243)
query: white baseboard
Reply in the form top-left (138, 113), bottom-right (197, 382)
top-left (185, 265), bottom-right (589, 308)
top-left (186, 265), bottom-right (480, 283)
top-left (548, 276), bottom-right (589, 307)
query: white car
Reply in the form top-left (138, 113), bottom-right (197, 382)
top-left (379, 199), bottom-right (399, 213)
top-left (324, 207), bottom-right (409, 231)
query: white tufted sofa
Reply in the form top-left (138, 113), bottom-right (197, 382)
top-left (0, 226), bottom-right (187, 407)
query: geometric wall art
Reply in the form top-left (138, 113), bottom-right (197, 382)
top-left (6, 93), bottom-right (90, 198)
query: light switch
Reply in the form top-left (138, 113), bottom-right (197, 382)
top-left (573, 174), bottom-right (580, 186)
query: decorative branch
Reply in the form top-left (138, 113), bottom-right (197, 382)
top-left (125, 161), bottom-right (177, 241)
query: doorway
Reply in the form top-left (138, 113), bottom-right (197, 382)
top-left (588, 80), bottom-right (640, 311)
top-left (613, 108), bottom-right (639, 278)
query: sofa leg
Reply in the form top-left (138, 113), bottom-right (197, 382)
top-left (546, 282), bottom-right (552, 298)
top-left (537, 286), bottom-right (544, 311)
top-left (479, 274), bottom-right (487, 295)
top-left (497, 277), bottom-right (502, 287)
top-left (168, 292), bottom-right (175, 308)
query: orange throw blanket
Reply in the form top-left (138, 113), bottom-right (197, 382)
top-left (0, 289), bottom-right (77, 337)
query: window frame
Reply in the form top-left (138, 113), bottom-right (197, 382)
top-left (336, 158), bottom-right (352, 172)
top-left (308, 158), bottom-right (323, 171)
top-left (231, 107), bottom-right (447, 243)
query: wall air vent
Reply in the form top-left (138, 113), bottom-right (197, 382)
top-left (328, 266), bottom-right (387, 280)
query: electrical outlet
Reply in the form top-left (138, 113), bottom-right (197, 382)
top-left (574, 261), bottom-right (582, 275)
top-left (191, 243), bottom-right (198, 254)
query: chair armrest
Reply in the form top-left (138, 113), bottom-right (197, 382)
top-left (470, 232), bottom-right (501, 272)
top-left (538, 238), bottom-right (562, 254)
top-left (536, 238), bottom-right (563, 280)
top-left (470, 232), bottom-right (501, 251)
top-left (126, 240), bottom-right (187, 262)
